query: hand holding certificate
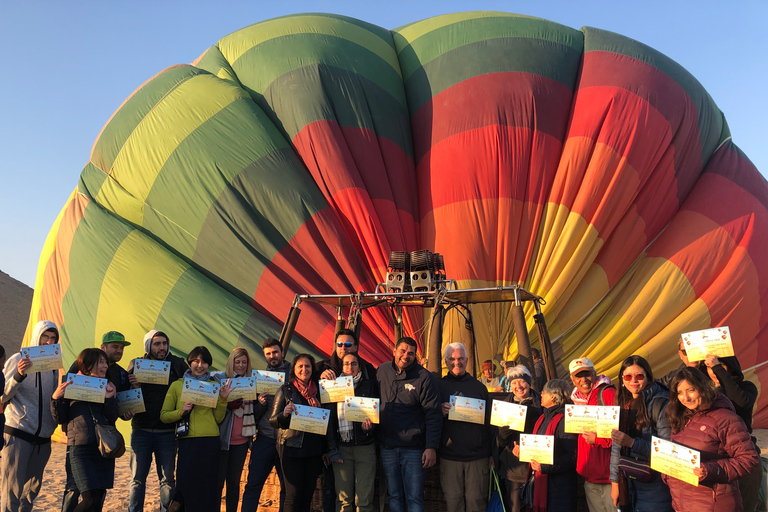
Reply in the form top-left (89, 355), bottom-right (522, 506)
top-left (319, 375), bottom-right (354, 403)
top-left (289, 404), bottom-right (330, 435)
top-left (681, 327), bottom-right (734, 362)
top-left (180, 378), bottom-right (221, 408)
top-left (448, 396), bottom-right (486, 424)
top-left (650, 436), bottom-right (700, 486)
top-left (117, 389), bottom-right (146, 416)
top-left (519, 434), bottom-right (554, 465)
top-left (63, 373), bottom-right (108, 403)
top-left (21, 344), bottom-right (63, 373)
top-left (133, 359), bottom-right (171, 385)
top-left (341, 397), bottom-right (380, 424)
top-left (490, 400), bottom-right (527, 431)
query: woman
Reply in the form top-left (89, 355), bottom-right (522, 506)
top-left (609, 355), bottom-right (672, 512)
top-left (664, 367), bottom-right (759, 512)
top-left (160, 346), bottom-right (231, 512)
top-left (270, 353), bottom-right (326, 512)
top-left (327, 352), bottom-right (378, 512)
top-left (512, 379), bottom-right (578, 511)
top-left (51, 348), bottom-right (118, 512)
top-left (216, 347), bottom-right (256, 512)
top-left (496, 365), bottom-right (542, 512)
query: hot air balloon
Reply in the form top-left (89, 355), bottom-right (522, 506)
top-left (25, 12), bottom-right (768, 424)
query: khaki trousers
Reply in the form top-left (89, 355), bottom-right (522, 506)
top-left (439, 458), bottom-right (489, 512)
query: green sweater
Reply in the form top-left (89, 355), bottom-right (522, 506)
top-left (160, 378), bottom-right (227, 438)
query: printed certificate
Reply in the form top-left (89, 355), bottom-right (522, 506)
top-left (289, 404), bottom-right (330, 435)
top-left (681, 327), bottom-right (734, 362)
top-left (254, 370), bottom-right (285, 394)
top-left (319, 375), bottom-right (354, 403)
top-left (564, 405), bottom-right (598, 434)
top-left (180, 378), bottom-right (221, 408)
top-left (448, 395), bottom-right (486, 425)
top-left (341, 396), bottom-right (380, 424)
top-left (226, 376), bottom-right (258, 401)
top-left (21, 344), bottom-right (63, 373)
top-left (63, 373), bottom-right (107, 403)
top-left (133, 359), bottom-right (171, 385)
top-left (650, 436), bottom-right (700, 487)
top-left (117, 388), bottom-right (146, 415)
top-left (596, 406), bottom-right (620, 439)
top-left (519, 434), bottom-right (554, 465)
top-left (490, 400), bottom-right (528, 431)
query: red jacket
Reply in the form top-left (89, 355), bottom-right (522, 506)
top-left (663, 394), bottom-right (758, 512)
top-left (575, 382), bottom-right (616, 483)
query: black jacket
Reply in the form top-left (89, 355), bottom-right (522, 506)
top-left (269, 381), bottom-right (326, 458)
top-left (51, 396), bottom-right (119, 447)
top-left (317, 353), bottom-right (378, 384)
top-left (535, 403), bottom-right (578, 512)
top-left (128, 353), bottom-right (188, 430)
top-left (327, 374), bottom-right (379, 459)
top-left (497, 389), bottom-right (542, 482)
top-left (438, 372), bottom-right (492, 461)
top-left (710, 356), bottom-right (757, 433)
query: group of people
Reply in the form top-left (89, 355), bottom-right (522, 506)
top-left (0, 320), bottom-right (763, 512)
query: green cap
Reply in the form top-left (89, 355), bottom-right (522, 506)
top-left (101, 331), bottom-right (131, 346)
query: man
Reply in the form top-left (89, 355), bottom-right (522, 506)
top-left (241, 338), bottom-right (291, 512)
top-left (569, 357), bottom-right (616, 512)
top-left (531, 348), bottom-right (546, 391)
top-left (1, 320), bottom-right (60, 512)
top-left (62, 331), bottom-right (133, 512)
top-left (377, 337), bottom-right (442, 512)
top-left (127, 330), bottom-right (188, 512)
top-left (438, 343), bottom-right (492, 512)
top-left (318, 328), bottom-right (378, 381)
top-left (656, 337), bottom-right (703, 389)
top-left (478, 359), bottom-right (499, 391)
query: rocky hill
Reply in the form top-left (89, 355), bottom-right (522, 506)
top-left (0, 270), bottom-right (34, 355)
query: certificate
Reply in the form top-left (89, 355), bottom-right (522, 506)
top-left (117, 388), bottom-right (146, 416)
top-left (133, 359), bottom-right (171, 385)
top-left (21, 344), bottom-right (63, 373)
top-left (448, 395), bottom-right (486, 425)
top-left (341, 396), bottom-right (380, 424)
top-left (681, 327), bottom-right (734, 362)
top-left (564, 405), bottom-right (598, 433)
top-left (289, 404), bottom-right (330, 435)
top-left (226, 376), bottom-right (258, 401)
top-left (180, 378), bottom-right (221, 408)
top-left (319, 375), bottom-right (354, 403)
top-left (490, 400), bottom-right (527, 432)
top-left (254, 370), bottom-right (285, 394)
top-left (63, 373), bottom-right (107, 403)
top-left (650, 436), bottom-right (700, 486)
top-left (596, 406), bottom-right (620, 439)
top-left (519, 434), bottom-right (554, 465)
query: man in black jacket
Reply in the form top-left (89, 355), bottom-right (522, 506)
top-left (377, 337), bottom-right (441, 512)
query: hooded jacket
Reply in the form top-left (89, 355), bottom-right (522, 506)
top-left (2, 320), bottom-right (60, 440)
top-left (708, 356), bottom-right (757, 433)
top-left (664, 393), bottom-right (759, 512)
top-left (127, 329), bottom-right (188, 431)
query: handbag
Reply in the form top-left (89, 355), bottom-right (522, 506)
top-left (487, 467), bottom-right (506, 512)
top-left (89, 406), bottom-right (126, 458)
top-left (517, 472), bottom-right (534, 510)
top-left (618, 454), bottom-right (656, 483)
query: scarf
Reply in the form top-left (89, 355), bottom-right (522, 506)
top-left (184, 368), bottom-right (211, 381)
top-left (570, 375), bottom-right (612, 405)
top-left (293, 378), bottom-right (318, 404)
top-left (337, 372), bottom-right (364, 442)
top-left (531, 410), bottom-right (564, 512)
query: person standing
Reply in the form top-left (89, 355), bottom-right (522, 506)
top-left (478, 360), bottom-right (499, 391)
top-left (377, 337), bottom-right (442, 512)
top-left (656, 337), bottom-right (704, 389)
top-left (1, 320), bottom-right (60, 512)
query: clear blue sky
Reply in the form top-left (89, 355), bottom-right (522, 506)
top-left (1, 1), bottom-right (765, 288)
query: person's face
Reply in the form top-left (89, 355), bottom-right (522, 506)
top-left (511, 378), bottom-right (531, 400)
top-left (263, 345), bottom-right (284, 368)
top-left (622, 364), bottom-right (647, 397)
top-left (101, 342), bottom-right (124, 365)
top-left (342, 354), bottom-right (360, 377)
top-left (233, 354), bottom-right (248, 376)
top-left (446, 348), bottom-right (467, 377)
top-left (149, 336), bottom-right (169, 360)
top-left (540, 389), bottom-right (555, 408)
top-left (483, 366), bottom-right (493, 379)
top-left (677, 379), bottom-right (702, 410)
top-left (678, 341), bottom-right (698, 367)
top-left (335, 334), bottom-right (357, 359)
top-left (39, 329), bottom-right (58, 346)
top-left (293, 357), bottom-right (313, 383)
top-left (189, 356), bottom-right (209, 377)
top-left (571, 368), bottom-right (596, 394)
top-left (393, 342), bottom-right (416, 371)
top-left (90, 356), bottom-right (108, 378)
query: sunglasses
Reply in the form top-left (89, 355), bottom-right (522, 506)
top-left (679, 349), bottom-right (687, 356)
top-left (336, 341), bottom-right (354, 348)
top-left (622, 373), bottom-right (645, 382)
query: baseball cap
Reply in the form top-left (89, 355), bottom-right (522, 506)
top-left (102, 331), bottom-right (131, 346)
top-left (569, 357), bottom-right (594, 375)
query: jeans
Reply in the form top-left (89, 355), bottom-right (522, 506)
top-left (217, 442), bottom-right (251, 512)
top-left (380, 447), bottom-right (425, 512)
top-left (241, 435), bottom-right (285, 512)
top-left (128, 429), bottom-right (176, 512)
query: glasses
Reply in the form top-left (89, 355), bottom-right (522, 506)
top-left (622, 373), bottom-right (645, 382)
top-left (336, 341), bottom-right (353, 348)
top-left (574, 371), bottom-right (593, 379)
top-left (40, 333), bottom-right (58, 342)
top-left (679, 349), bottom-right (687, 356)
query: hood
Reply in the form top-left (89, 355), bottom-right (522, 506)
top-left (29, 320), bottom-right (59, 347)
top-left (717, 356), bottom-right (744, 382)
top-left (143, 329), bottom-right (169, 358)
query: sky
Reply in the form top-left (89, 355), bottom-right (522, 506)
top-left (1, 1), bottom-right (766, 289)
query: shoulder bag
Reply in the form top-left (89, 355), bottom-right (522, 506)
top-left (89, 406), bottom-right (126, 458)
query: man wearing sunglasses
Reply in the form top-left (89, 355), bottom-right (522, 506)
top-left (656, 337), bottom-right (704, 390)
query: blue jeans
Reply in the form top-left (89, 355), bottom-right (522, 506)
top-left (241, 435), bottom-right (285, 512)
top-left (380, 447), bottom-right (425, 512)
top-left (128, 429), bottom-right (176, 512)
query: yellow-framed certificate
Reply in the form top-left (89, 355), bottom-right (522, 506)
top-left (133, 359), bottom-right (171, 385)
top-left (254, 370), bottom-right (285, 394)
top-left (226, 376), bottom-right (258, 402)
top-left (63, 373), bottom-right (107, 403)
top-left (650, 436), bottom-right (700, 486)
top-left (319, 375), bottom-right (354, 403)
top-left (180, 378), bottom-right (221, 408)
top-left (21, 344), bottom-right (63, 373)
top-left (519, 434), bottom-right (554, 465)
top-left (490, 400), bottom-right (527, 431)
top-left (341, 396), bottom-right (380, 424)
top-left (117, 388), bottom-right (146, 416)
top-left (448, 395), bottom-right (486, 425)
top-left (681, 327), bottom-right (734, 362)
top-left (564, 404), bottom-right (598, 433)
top-left (596, 406), bottom-right (620, 439)
top-left (289, 404), bottom-right (330, 435)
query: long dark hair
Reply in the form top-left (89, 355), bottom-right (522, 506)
top-left (289, 353), bottom-right (316, 383)
top-left (667, 367), bottom-right (718, 433)
top-left (616, 355), bottom-right (654, 430)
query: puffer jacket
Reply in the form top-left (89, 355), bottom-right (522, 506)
top-left (663, 393), bottom-right (759, 512)
top-left (497, 389), bottom-right (542, 482)
top-left (269, 381), bottom-right (326, 458)
top-left (51, 396), bottom-right (119, 447)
